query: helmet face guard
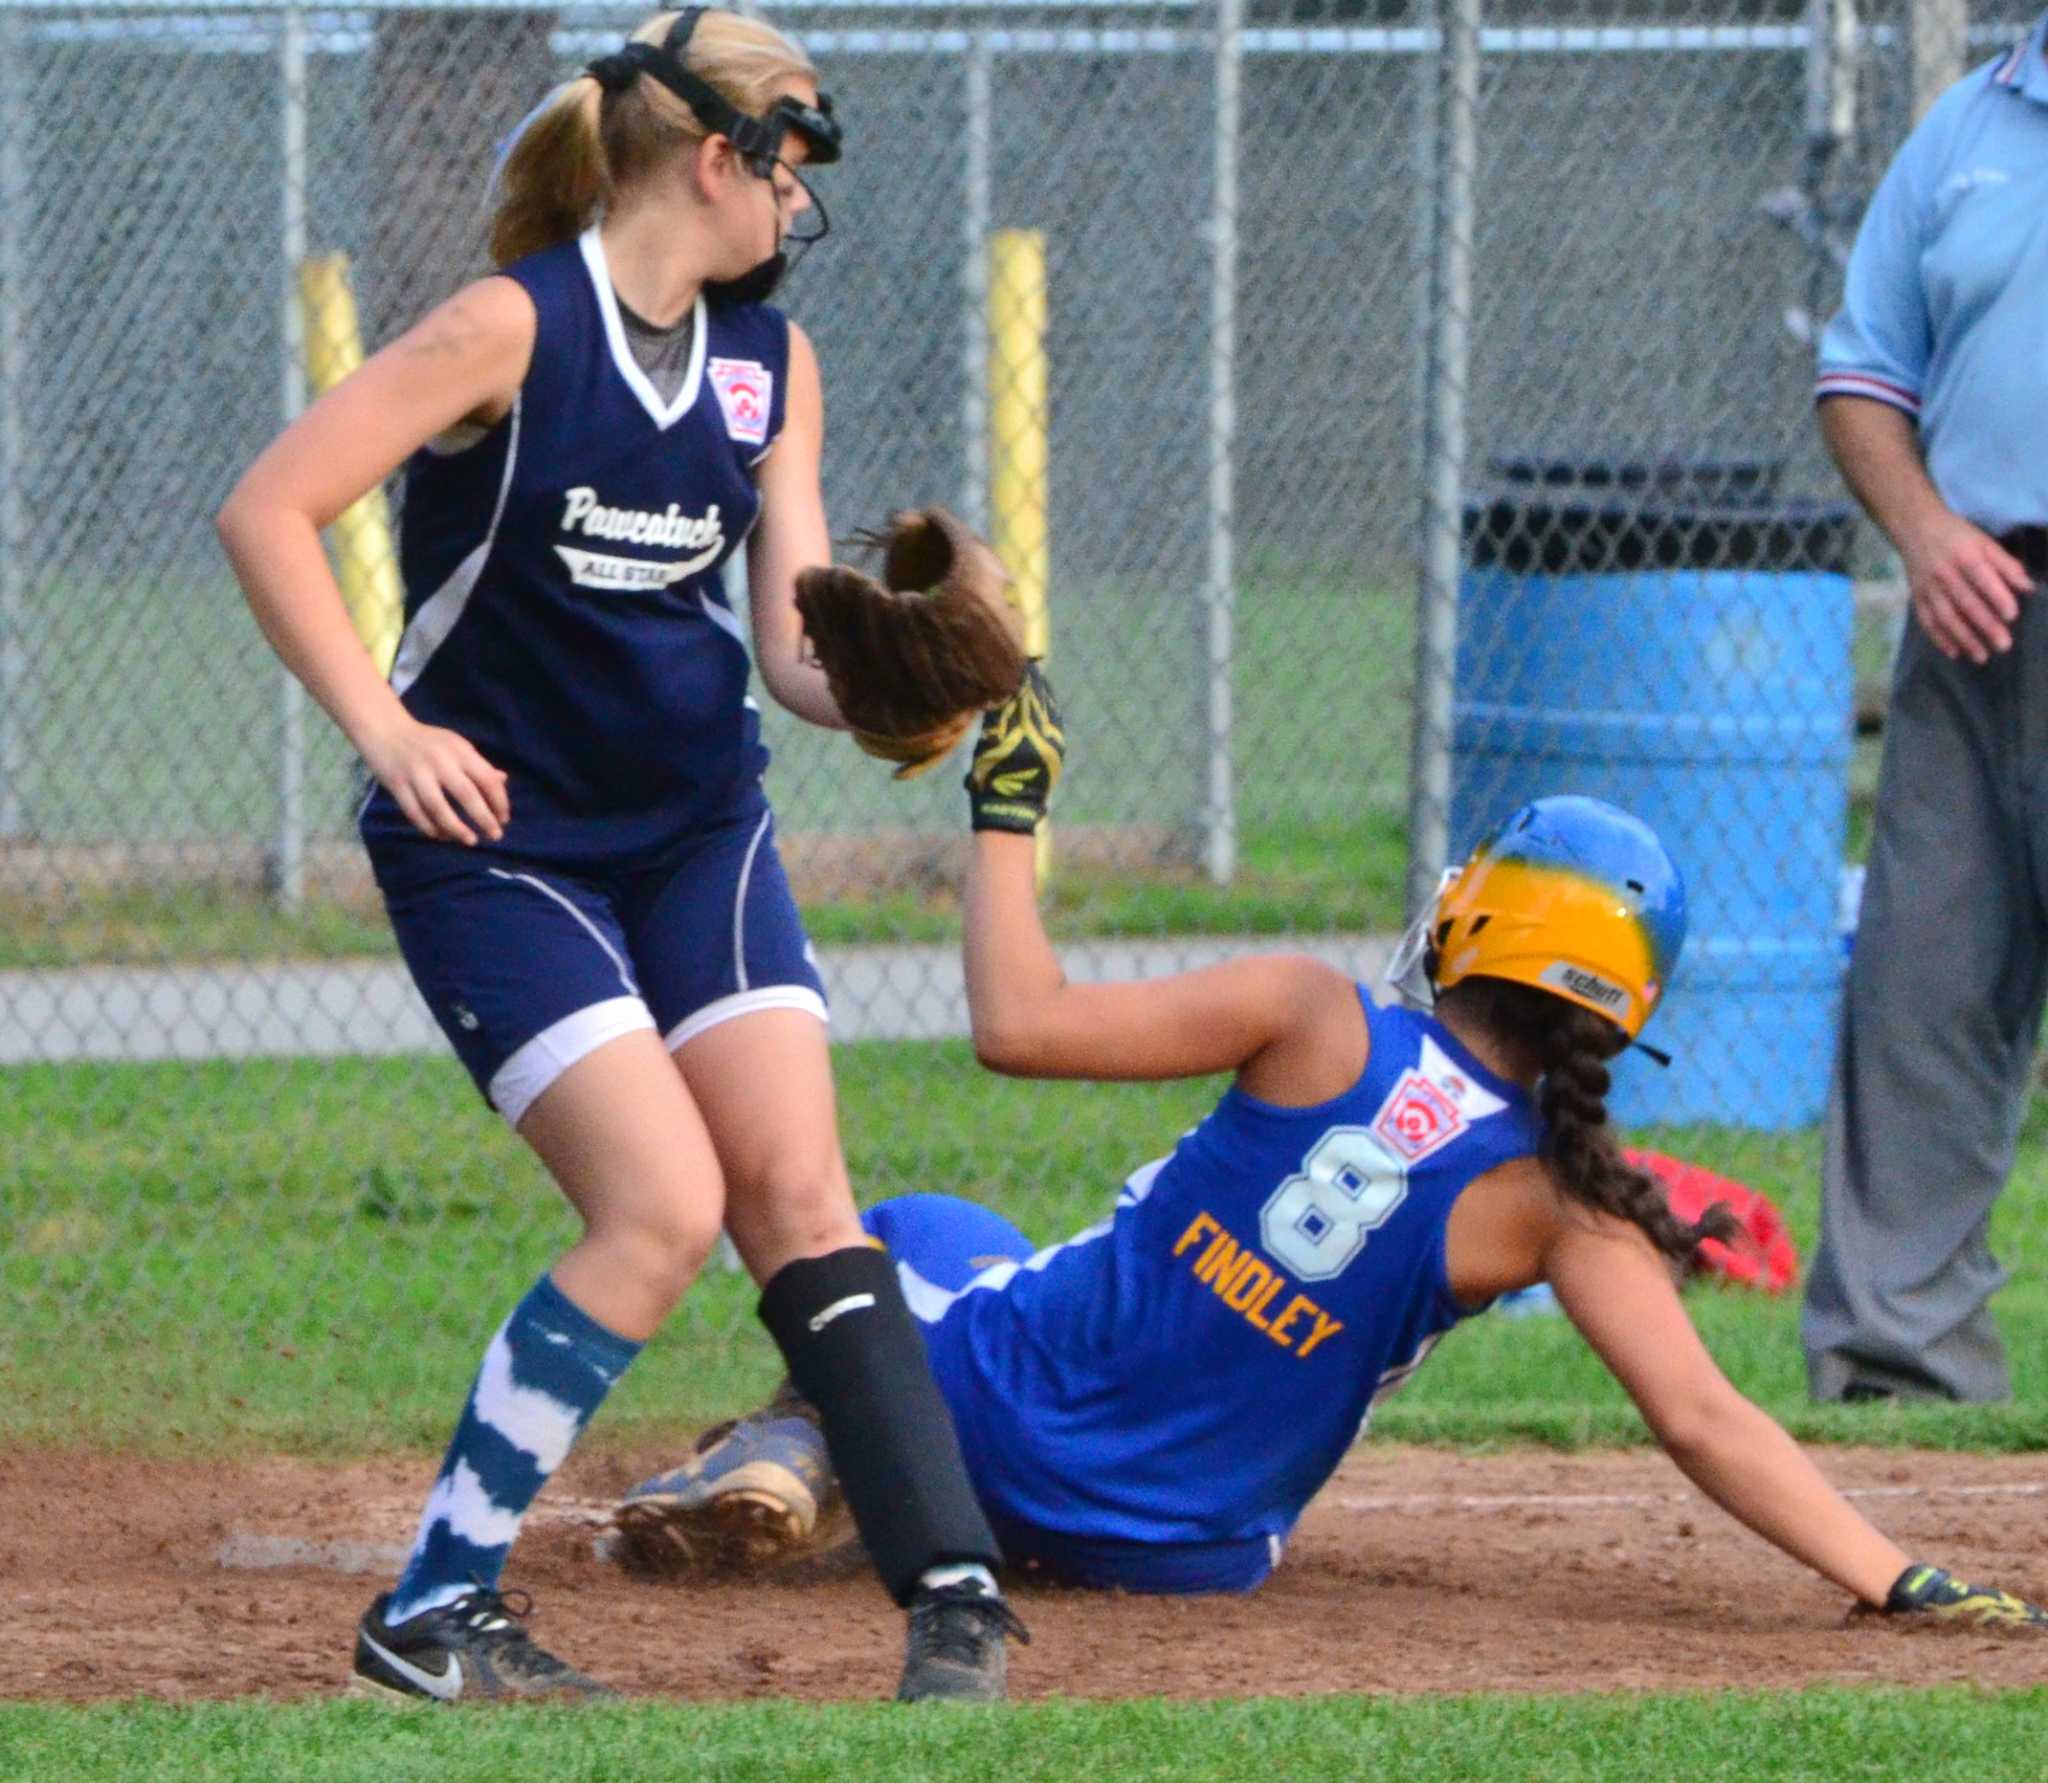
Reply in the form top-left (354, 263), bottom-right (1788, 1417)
top-left (1398, 795), bottom-right (1686, 1042)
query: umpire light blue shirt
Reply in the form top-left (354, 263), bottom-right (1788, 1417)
top-left (1815, 20), bottom-right (2048, 533)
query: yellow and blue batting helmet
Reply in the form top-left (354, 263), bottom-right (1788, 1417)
top-left (1427, 795), bottom-right (1686, 1040)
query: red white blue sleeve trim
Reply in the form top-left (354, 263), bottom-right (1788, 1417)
top-left (1814, 371), bottom-right (1922, 416)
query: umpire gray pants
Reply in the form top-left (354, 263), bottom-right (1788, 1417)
top-left (1800, 601), bottom-right (2048, 1403)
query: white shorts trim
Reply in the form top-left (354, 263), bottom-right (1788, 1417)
top-left (490, 994), bottom-right (656, 1127)
top-left (731, 808), bottom-right (774, 993)
top-left (664, 984), bottom-right (828, 1053)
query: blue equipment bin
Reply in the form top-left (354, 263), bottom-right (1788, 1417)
top-left (1450, 479), bottom-right (1857, 1130)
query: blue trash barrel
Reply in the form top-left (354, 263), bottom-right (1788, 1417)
top-left (1450, 482), bottom-right (1857, 1130)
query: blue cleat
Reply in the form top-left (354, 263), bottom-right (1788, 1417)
top-left (612, 1404), bottom-right (838, 1578)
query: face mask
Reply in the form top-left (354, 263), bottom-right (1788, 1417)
top-left (705, 251), bottom-right (788, 307)
top-left (1383, 866), bottom-right (1458, 1009)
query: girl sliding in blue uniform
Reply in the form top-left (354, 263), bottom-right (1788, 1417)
top-left (219, 8), bottom-right (1019, 1703)
top-left (618, 668), bottom-right (2045, 1627)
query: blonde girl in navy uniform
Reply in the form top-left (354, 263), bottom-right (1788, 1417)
top-left (620, 679), bottom-right (2047, 1628)
top-left (219, 8), bottom-right (1021, 1703)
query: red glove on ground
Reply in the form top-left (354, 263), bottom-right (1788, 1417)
top-left (1624, 1148), bottom-right (1800, 1293)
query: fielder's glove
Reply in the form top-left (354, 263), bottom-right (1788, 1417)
top-left (966, 661), bottom-right (1065, 834)
top-left (1885, 1564), bottom-right (2048, 1627)
top-left (794, 507), bottom-right (1027, 780)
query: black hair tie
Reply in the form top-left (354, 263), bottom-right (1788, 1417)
top-left (586, 47), bottom-right (651, 94)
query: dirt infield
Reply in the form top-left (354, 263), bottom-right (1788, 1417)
top-left (8, 1444), bottom-right (2048, 1703)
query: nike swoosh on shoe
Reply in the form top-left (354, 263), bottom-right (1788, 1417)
top-left (361, 1630), bottom-right (465, 1702)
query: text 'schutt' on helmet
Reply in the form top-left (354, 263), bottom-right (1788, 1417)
top-left (1430, 795), bottom-right (1686, 1040)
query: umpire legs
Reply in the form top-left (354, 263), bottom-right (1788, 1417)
top-left (1802, 615), bottom-right (2048, 1403)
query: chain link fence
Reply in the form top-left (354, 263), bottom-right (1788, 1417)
top-left (0, 0), bottom-right (2028, 1436)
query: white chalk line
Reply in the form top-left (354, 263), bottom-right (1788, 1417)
top-left (1329, 1481), bottom-right (2048, 1516)
top-left (216, 1496), bottom-right (615, 1575)
top-left (214, 1482), bottom-right (2048, 1574)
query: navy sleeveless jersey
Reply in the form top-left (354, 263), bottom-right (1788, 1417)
top-left (914, 993), bottom-right (1543, 1548)
top-left (363, 228), bottom-right (791, 868)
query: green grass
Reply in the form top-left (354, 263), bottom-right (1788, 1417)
top-left (11, 570), bottom-right (360, 849)
top-left (802, 810), bottom-right (1411, 948)
top-left (0, 576), bottom-right (1414, 964)
top-left (0, 887), bottom-right (397, 970)
top-left (3, 1688), bottom-right (2045, 1781)
top-left (0, 1046), bottom-right (1219, 1451)
top-left (1375, 1098), bottom-right (2048, 1453)
top-left (0, 571), bottom-right (1966, 1456)
top-left (6, 572), bottom-right (1897, 960)
top-left (0, 808), bottom-right (1410, 965)
top-left (11, 568), bottom-right (1909, 961)
top-left (7, 1041), bottom-right (2048, 1455)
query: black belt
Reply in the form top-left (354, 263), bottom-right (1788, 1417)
top-left (1999, 525), bottom-right (2048, 573)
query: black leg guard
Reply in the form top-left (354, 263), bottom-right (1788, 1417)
top-left (758, 1245), bottom-right (999, 1604)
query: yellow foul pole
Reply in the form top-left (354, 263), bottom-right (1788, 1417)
top-left (297, 254), bottom-right (404, 679)
top-left (988, 229), bottom-right (1051, 883)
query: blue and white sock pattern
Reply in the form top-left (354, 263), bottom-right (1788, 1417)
top-left (386, 1272), bottom-right (641, 1625)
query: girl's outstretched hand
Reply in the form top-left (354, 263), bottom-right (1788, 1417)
top-left (1882, 1564), bottom-right (2048, 1627)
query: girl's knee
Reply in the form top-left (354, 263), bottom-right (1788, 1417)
top-left (586, 1204), bottom-right (724, 1308)
top-left (729, 1164), bottom-right (862, 1262)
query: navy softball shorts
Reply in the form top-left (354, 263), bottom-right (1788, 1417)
top-left (366, 801), bottom-right (827, 1126)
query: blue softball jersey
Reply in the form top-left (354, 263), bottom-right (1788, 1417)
top-left (903, 994), bottom-right (1542, 1565)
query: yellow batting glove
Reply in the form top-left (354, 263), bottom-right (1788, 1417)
top-left (1885, 1564), bottom-right (2048, 1626)
top-left (965, 662), bottom-right (1065, 834)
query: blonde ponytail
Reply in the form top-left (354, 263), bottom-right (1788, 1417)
top-left (489, 79), bottom-right (609, 268)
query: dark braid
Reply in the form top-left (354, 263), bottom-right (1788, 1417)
top-left (1436, 977), bottom-right (1738, 1268)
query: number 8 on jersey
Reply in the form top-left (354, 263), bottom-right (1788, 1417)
top-left (1260, 1127), bottom-right (1409, 1282)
